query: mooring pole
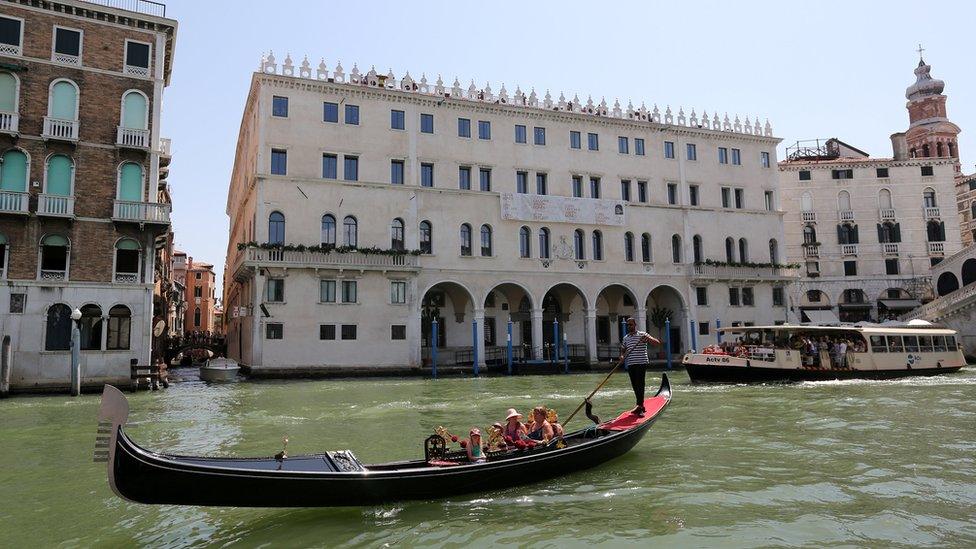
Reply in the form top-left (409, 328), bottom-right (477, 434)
top-left (690, 319), bottom-right (698, 352)
top-left (431, 318), bottom-right (438, 379)
top-left (472, 318), bottom-right (479, 376)
top-left (506, 320), bottom-right (513, 375)
top-left (665, 318), bottom-right (672, 370)
top-left (716, 317), bottom-right (722, 344)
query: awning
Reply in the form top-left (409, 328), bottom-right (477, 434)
top-left (838, 302), bottom-right (873, 310)
top-left (802, 309), bottom-right (840, 324)
top-left (878, 299), bottom-right (921, 310)
top-left (799, 304), bottom-right (833, 310)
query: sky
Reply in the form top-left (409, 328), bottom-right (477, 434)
top-left (160, 0), bottom-right (976, 295)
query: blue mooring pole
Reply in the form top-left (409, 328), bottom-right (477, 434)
top-left (690, 319), bottom-right (697, 352)
top-left (619, 316), bottom-right (626, 344)
top-left (472, 318), bottom-right (479, 376)
top-left (563, 333), bottom-right (569, 374)
top-left (506, 320), bottom-right (513, 375)
top-left (431, 318), bottom-right (438, 379)
top-left (552, 319), bottom-right (559, 366)
top-left (716, 317), bottom-right (722, 345)
top-left (665, 318), bottom-right (672, 370)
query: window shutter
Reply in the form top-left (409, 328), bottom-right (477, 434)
top-left (852, 225), bottom-right (859, 244)
top-left (893, 223), bottom-right (901, 243)
top-left (836, 224), bottom-right (845, 244)
top-left (877, 224), bottom-right (883, 242)
top-left (940, 221), bottom-right (946, 241)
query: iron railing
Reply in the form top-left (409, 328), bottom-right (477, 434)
top-left (79, 0), bottom-right (166, 17)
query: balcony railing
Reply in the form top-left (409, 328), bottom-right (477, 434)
top-left (0, 190), bottom-right (29, 214)
top-left (113, 200), bottom-right (171, 224)
top-left (0, 43), bottom-right (22, 56)
top-left (838, 210), bottom-right (855, 222)
top-left (901, 282), bottom-right (976, 321)
top-left (841, 244), bottom-right (858, 256)
top-left (691, 264), bottom-right (798, 280)
top-left (801, 211), bottom-right (816, 222)
top-left (38, 194), bottom-right (74, 217)
top-left (114, 271), bottom-right (139, 284)
top-left (879, 208), bottom-right (896, 221)
top-left (39, 269), bottom-right (67, 281)
top-left (52, 52), bottom-right (80, 66)
top-left (117, 126), bottom-right (150, 148)
top-left (124, 64), bottom-right (151, 77)
top-left (235, 247), bottom-right (420, 277)
top-left (881, 243), bottom-right (899, 255)
top-left (803, 245), bottom-right (820, 258)
top-left (42, 117), bottom-right (79, 141)
top-left (927, 242), bottom-right (945, 255)
top-left (924, 207), bottom-right (941, 219)
top-left (79, 0), bottom-right (167, 17)
top-left (0, 111), bottom-right (18, 134)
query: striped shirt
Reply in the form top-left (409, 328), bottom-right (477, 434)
top-left (621, 332), bottom-right (650, 366)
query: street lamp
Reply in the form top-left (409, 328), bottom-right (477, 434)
top-left (70, 307), bottom-right (81, 396)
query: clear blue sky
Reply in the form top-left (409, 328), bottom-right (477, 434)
top-left (161, 0), bottom-right (975, 293)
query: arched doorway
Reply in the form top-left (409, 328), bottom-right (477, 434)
top-left (594, 284), bottom-right (638, 360)
top-left (645, 286), bottom-right (686, 355)
top-left (799, 290), bottom-right (835, 323)
top-left (541, 283), bottom-right (588, 363)
top-left (937, 272), bottom-right (960, 297)
top-left (877, 288), bottom-right (919, 321)
top-left (962, 258), bottom-right (976, 287)
top-left (420, 281), bottom-right (475, 366)
top-left (483, 282), bottom-right (532, 364)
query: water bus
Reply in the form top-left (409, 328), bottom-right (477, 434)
top-left (682, 321), bottom-right (966, 382)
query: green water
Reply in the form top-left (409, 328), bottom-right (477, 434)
top-left (2, 369), bottom-right (976, 548)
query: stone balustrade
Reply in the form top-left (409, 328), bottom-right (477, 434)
top-left (691, 263), bottom-right (798, 280)
top-left (234, 247), bottom-right (420, 278)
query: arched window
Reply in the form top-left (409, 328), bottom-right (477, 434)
top-left (948, 142), bottom-right (955, 157)
top-left (878, 188), bottom-right (892, 210)
top-left (45, 303), bottom-right (72, 351)
top-left (725, 237), bottom-right (736, 263)
top-left (624, 232), bottom-right (635, 262)
top-left (321, 214), bottom-right (336, 246)
top-left (519, 226), bottom-right (531, 258)
top-left (117, 162), bottom-right (144, 201)
top-left (459, 223), bottom-right (472, 256)
top-left (120, 90), bottom-right (148, 130)
top-left (842, 289), bottom-right (866, 303)
top-left (480, 224), bottom-right (492, 256)
top-left (114, 238), bottom-right (140, 283)
top-left (48, 79), bottom-right (79, 120)
top-left (343, 216), bottom-right (357, 246)
top-left (39, 234), bottom-right (69, 280)
top-left (927, 220), bottom-right (945, 242)
top-left (936, 142), bottom-right (944, 157)
top-left (193, 307), bottom-right (201, 327)
top-left (936, 273), bottom-right (959, 296)
top-left (391, 218), bottom-right (405, 251)
top-left (0, 233), bottom-right (7, 278)
top-left (803, 225), bottom-right (817, 244)
top-left (693, 235), bottom-right (702, 263)
top-left (44, 154), bottom-right (73, 197)
top-left (539, 227), bottom-right (551, 259)
top-left (0, 149), bottom-right (28, 192)
top-left (641, 233), bottom-right (651, 262)
top-left (878, 221), bottom-right (900, 243)
top-left (0, 72), bottom-right (19, 115)
top-left (268, 211), bottom-right (285, 245)
top-left (107, 305), bottom-right (131, 350)
top-left (769, 239), bottom-right (779, 264)
top-left (591, 230), bottom-right (603, 261)
top-left (79, 304), bottom-right (103, 350)
top-left (923, 187), bottom-right (937, 208)
top-left (838, 190), bottom-right (851, 211)
top-left (573, 229), bottom-right (585, 260)
top-left (800, 191), bottom-right (813, 212)
top-left (419, 220), bottom-right (432, 254)
top-left (738, 238), bottom-right (748, 263)
top-left (922, 143), bottom-right (930, 157)
top-left (837, 223), bottom-right (859, 244)
top-left (671, 234), bottom-right (682, 263)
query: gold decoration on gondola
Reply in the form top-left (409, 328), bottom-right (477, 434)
top-left (487, 423), bottom-right (504, 451)
top-left (546, 408), bottom-right (559, 424)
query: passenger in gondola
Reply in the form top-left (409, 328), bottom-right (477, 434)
top-left (526, 406), bottom-right (554, 442)
top-left (549, 410), bottom-right (565, 439)
top-left (502, 408), bottom-right (527, 441)
top-left (466, 428), bottom-right (487, 463)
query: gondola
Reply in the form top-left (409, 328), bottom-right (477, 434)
top-left (93, 375), bottom-right (671, 508)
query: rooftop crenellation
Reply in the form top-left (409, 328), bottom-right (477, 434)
top-left (258, 52), bottom-right (774, 138)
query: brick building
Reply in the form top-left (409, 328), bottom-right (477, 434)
top-left (183, 256), bottom-right (216, 335)
top-left (0, 0), bottom-right (176, 393)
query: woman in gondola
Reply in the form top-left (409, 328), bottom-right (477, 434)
top-left (502, 408), bottom-right (527, 441)
top-left (466, 428), bottom-right (487, 463)
top-left (526, 406), bottom-right (554, 442)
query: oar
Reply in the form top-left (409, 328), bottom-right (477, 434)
top-left (560, 339), bottom-right (643, 431)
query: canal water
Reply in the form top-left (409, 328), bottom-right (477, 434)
top-left (2, 368), bottom-right (975, 547)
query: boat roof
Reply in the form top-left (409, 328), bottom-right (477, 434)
top-left (718, 322), bottom-right (956, 335)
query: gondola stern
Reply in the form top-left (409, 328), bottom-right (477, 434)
top-left (93, 384), bottom-right (130, 500)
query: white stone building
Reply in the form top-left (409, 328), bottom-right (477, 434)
top-left (222, 54), bottom-right (795, 375)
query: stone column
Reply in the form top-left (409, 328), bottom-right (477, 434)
top-left (585, 307), bottom-right (598, 364)
top-left (635, 306), bottom-right (647, 335)
top-left (530, 308), bottom-right (544, 360)
top-left (473, 308), bottom-right (486, 369)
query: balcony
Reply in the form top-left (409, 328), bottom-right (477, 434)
top-left (881, 243), bottom-right (899, 255)
top-left (124, 64), bottom-right (150, 78)
top-left (52, 52), bottom-right (81, 66)
top-left (0, 191), bottom-right (29, 215)
top-left (801, 211), bottom-right (816, 222)
top-left (803, 245), bottom-right (821, 258)
top-left (879, 208), bottom-right (896, 221)
top-left (924, 207), bottom-right (941, 219)
top-left (117, 127), bottom-right (150, 149)
top-left (841, 244), bottom-right (858, 256)
top-left (39, 269), bottom-right (67, 281)
top-left (42, 117), bottom-right (79, 142)
top-left (691, 263), bottom-right (798, 281)
top-left (838, 210), bottom-right (855, 222)
top-left (113, 200), bottom-right (171, 224)
top-left (0, 43), bottom-right (21, 56)
top-left (0, 111), bottom-right (18, 134)
top-left (232, 247), bottom-right (420, 280)
top-left (113, 271), bottom-right (139, 284)
top-left (927, 242), bottom-right (945, 255)
top-left (37, 194), bottom-right (75, 218)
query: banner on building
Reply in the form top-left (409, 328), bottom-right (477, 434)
top-left (500, 193), bottom-right (626, 226)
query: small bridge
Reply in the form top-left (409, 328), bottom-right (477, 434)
top-left (163, 333), bottom-right (226, 364)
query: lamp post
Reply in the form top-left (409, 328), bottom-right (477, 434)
top-left (70, 307), bottom-right (82, 396)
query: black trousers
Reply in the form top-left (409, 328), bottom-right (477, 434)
top-left (627, 363), bottom-right (648, 406)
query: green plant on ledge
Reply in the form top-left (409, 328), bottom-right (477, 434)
top-left (236, 241), bottom-right (423, 256)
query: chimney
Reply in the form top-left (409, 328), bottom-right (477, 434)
top-left (890, 132), bottom-right (909, 160)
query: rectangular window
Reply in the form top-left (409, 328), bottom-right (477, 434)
top-left (587, 132), bottom-right (599, 151)
top-left (698, 321), bottom-right (710, 336)
top-left (323, 102), bottom-right (339, 123)
top-left (667, 183), bottom-right (678, 205)
top-left (731, 148), bottom-right (741, 165)
top-left (459, 166), bottom-right (471, 190)
top-left (718, 147), bottom-right (728, 164)
top-left (772, 287), bottom-right (785, 306)
top-left (618, 136), bottom-right (629, 154)
top-left (570, 131), bottom-right (581, 149)
top-left (391, 325), bottom-right (406, 340)
top-left (742, 287), bottom-right (754, 306)
top-left (832, 169), bottom-right (854, 180)
top-left (420, 113), bottom-right (434, 133)
top-left (341, 325), bottom-right (357, 340)
top-left (921, 166), bottom-right (934, 176)
top-left (870, 335), bottom-right (887, 353)
top-left (689, 184), bottom-right (699, 206)
top-left (391, 109), bottom-right (405, 130)
top-left (390, 160), bottom-right (404, 184)
top-left (272, 96), bottom-right (288, 117)
top-left (0, 16), bottom-right (23, 53)
top-left (391, 281), bottom-right (406, 304)
top-left (320, 280), bottom-right (336, 302)
top-left (721, 187), bottom-right (731, 208)
top-left (458, 118), bottom-right (471, 137)
top-left (341, 280), bottom-right (358, 303)
top-left (729, 287), bottom-right (740, 306)
top-left (621, 180), bottom-right (631, 202)
top-left (885, 258), bottom-right (900, 275)
top-left (194, 286), bottom-right (202, 297)
top-left (270, 149), bottom-right (287, 175)
top-left (479, 168), bottom-right (492, 191)
top-left (536, 173), bottom-right (547, 195)
top-left (516, 171), bottom-right (528, 194)
top-left (764, 190), bottom-right (774, 211)
top-left (696, 286), bottom-right (708, 306)
top-left (322, 154), bottom-right (337, 179)
top-left (343, 156), bottom-right (358, 181)
top-left (265, 279), bottom-right (284, 302)
top-left (637, 181), bottom-right (648, 203)
top-left (534, 127), bottom-right (546, 145)
top-left (734, 188), bottom-right (744, 209)
top-left (478, 120), bottom-right (491, 140)
top-left (635, 138), bottom-right (645, 156)
top-left (589, 177), bottom-right (601, 199)
top-left (761, 151), bottom-right (771, 168)
top-left (687, 143), bottom-right (697, 161)
top-left (124, 40), bottom-right (150, 72)
top-left (421, 163), bottom-right (434, 187)
top-left (844, 260), bottom-right (857, 276)
top-left (515, 124), bottom-right (526, 143)
top-left (345, 104), bottom-right (359, 125)
top-left (52, 26), bottom-right (82, 62)
top-left (319, 324), bottom-right (336, 340)
top-left (266, 323), bottom-right (283, 340)
top-left (572, 175), bottom-right (583, 198)
top-left (876, 167), bottom-right (889, 178)
top-left (664, 141), bottom-right (675, 159)
top-left (799, 170), bottom-right (811, 181)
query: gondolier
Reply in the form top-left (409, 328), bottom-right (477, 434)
top-left (620, 317), bottom-right (661, 417)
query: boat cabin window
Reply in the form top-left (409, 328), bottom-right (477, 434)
top-left (887, 336), bottom-right (904, 353)
top-left (946, 335), bottom-right (957, 350)
top-left (933, 336), bottom-right (947, 352)
top-left (870, 335), bottom-right (887, 353)
top-left (918, 336), bottom-right (933, 352)
top-left (903, 335), bottom-right (920, 353)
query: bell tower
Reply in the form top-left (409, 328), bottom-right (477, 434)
top-left (904, 46), bottom-right (962, 174)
